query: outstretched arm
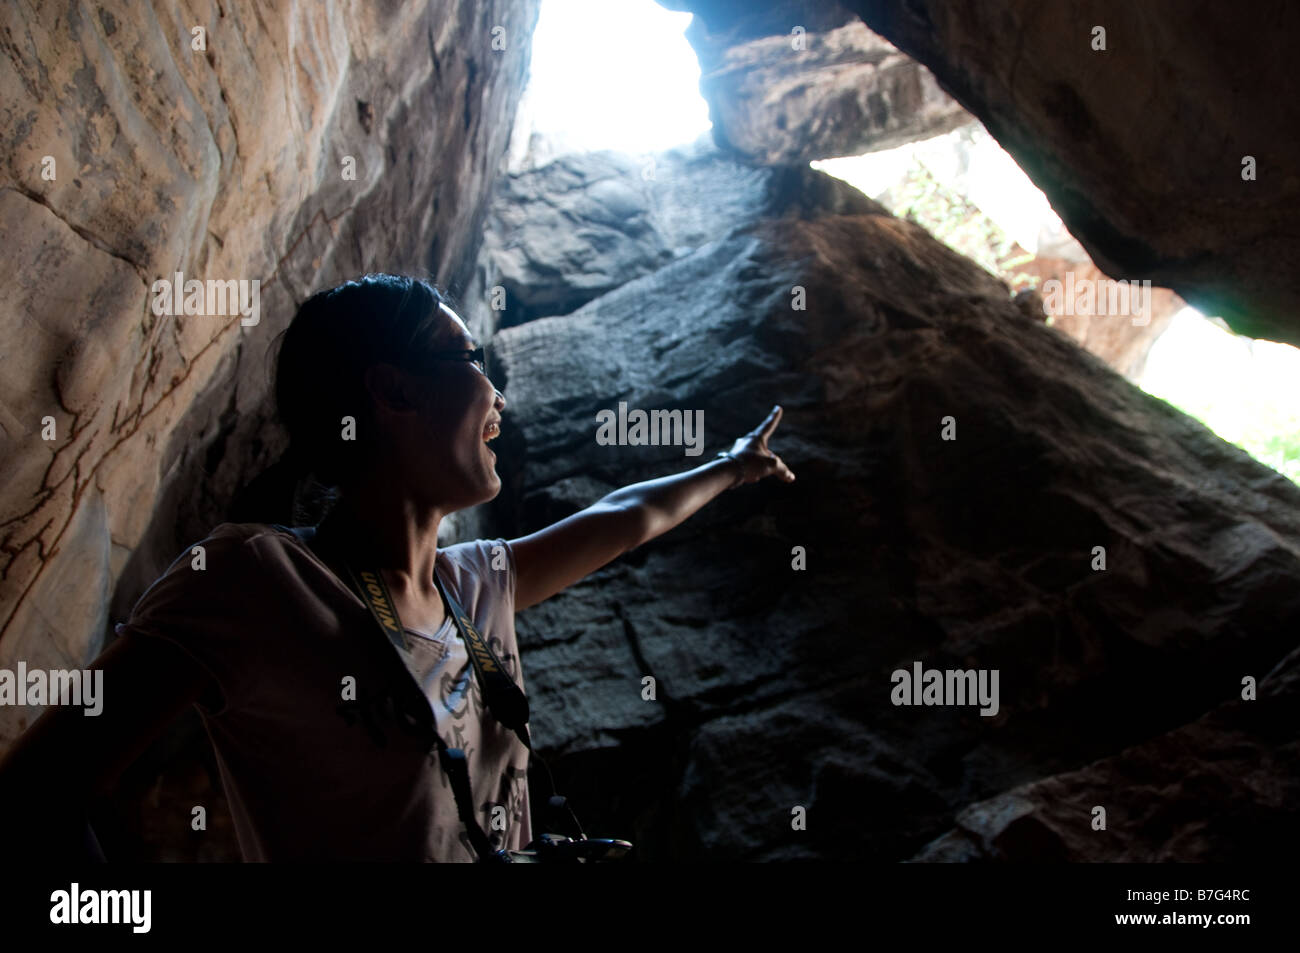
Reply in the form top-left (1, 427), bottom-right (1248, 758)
top-left (510, 406), bottom-right (795, 611)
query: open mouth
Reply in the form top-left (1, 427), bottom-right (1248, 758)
top-left (483, 420), bottom-right (501, 442)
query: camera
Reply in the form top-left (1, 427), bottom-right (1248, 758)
top-left (504, 833), bottom-right (634, 863)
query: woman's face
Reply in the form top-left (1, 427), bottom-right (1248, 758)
top-left (383, 302), bottom-right (506, 512)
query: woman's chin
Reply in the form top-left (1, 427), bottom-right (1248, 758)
top-left (478, 448), bottom-right (502, 493)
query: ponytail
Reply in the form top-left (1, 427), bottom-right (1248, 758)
top-left (227, 441), bottom-right (337, 527)
top-left (284, 443), bottom-right (341, 528)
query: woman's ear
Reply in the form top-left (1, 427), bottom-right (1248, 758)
top-left (363, 363), bottom-right (423, 415)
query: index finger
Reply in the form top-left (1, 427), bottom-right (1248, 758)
top-left (757, 404), bottom-right (783, 439)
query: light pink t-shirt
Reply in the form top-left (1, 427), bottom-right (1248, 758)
top-left (114, 521), bottom-right (532, 861)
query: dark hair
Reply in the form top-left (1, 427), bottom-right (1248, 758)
top-left (268, 273), bottom-right (459, 521)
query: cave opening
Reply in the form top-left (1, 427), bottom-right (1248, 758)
top-left (816, 124), bottom-right (1300, 486)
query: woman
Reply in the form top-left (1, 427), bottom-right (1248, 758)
top-left (0, 274), bottom-right (795, 862)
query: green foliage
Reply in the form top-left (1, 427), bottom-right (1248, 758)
top-left (886, 154), bottom-right (1300, 488)
top-left (1149, 385), bottom-right (1300, 486)
top-left (1254, 431), bottom-right (1300, 483)
top-left (893, 162), bottom-right (1016, 276)
top-left (891, 161), bottom-right (1041, 293)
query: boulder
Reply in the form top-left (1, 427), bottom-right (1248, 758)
top-left (666, 0), bottom-right (1300, 345)
top-left (488, 164), bottom-right (1300, 859)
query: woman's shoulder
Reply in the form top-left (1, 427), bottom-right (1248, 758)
top-left (207, 521), bottom-right (300, 543)
top-left (145, 522), bottom-right (304, 587)
top-left (190, 521), bottom-right (315, 556)
top-left (165, 521), bottom-right (284, 549)
top-left (438, 538), bottom-right (515, 607)
top-left (439, 537), bottom-right (513, 573)
top-left (196, 522), bottom-right (333, 578)
top-left (122, 524), bottom-right (287, 634)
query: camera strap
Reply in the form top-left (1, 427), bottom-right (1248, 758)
top-left (281, 523), bottom-right (584, 861)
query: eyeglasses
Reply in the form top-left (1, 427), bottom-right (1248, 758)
top-left (422, 345), bottom-right (490, 378)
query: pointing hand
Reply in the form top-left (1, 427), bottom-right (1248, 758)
top-left (718, 405), bottom-right (796, 487)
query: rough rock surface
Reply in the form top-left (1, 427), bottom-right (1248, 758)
top-left (0, 0), bottom-right (539, 749)
top-left (485, 156), bottom-right (1300, 860)
top-left (676, 11), bottom-right (970, 164)
top-left (667, 0), bottom-right (1300, 346)
top-left (463, 133), bottom-right (878, 331)
top-left (912, 644), bottom-right (1300, 862)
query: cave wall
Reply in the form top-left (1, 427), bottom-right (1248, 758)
top-left (0, 0), bottom-right (540, 748)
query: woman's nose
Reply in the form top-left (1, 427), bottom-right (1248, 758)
top-left (493, 388), bottom-right (506, 411)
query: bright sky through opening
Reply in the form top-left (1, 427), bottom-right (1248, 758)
top-left (524, 0), bottom-right (711, 154)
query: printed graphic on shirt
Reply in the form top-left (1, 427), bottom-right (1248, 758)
top-left (489, 635), bottom-right (518, 681)
top-left (440, 659), bottom-right (480, 720)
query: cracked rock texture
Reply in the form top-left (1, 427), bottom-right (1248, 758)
top-left (672, 9), bottom-right (969, 164)
top-left (670, 0), bottom-right (1300, 346)
top-left (0, 0), bottom-right (540, 748)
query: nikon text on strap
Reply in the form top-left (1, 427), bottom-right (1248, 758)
top-left (328, 531), bottom-right (531, 748)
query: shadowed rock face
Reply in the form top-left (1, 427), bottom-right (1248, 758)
top-left (665, 0), bottom-right (1300, 347)
top-left (487, 157), bottom-right (1300, 860)
top-left (913, 643), bottom-right (1300, 862)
